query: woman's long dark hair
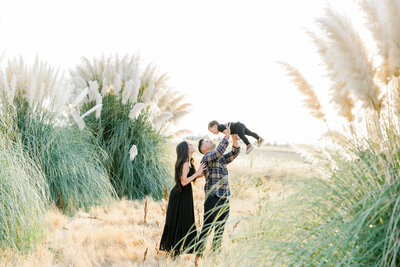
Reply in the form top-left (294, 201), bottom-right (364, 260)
top-left (174, 141), bottom-right (196, 193)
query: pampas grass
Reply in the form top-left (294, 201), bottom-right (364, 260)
top-left (153, 112), bottom-right (173, 131)
top-left (129, 144), bottom-right (138, 161)
top-left (69, 54), bottom-right (185, 200)
top-left (128, 102), bottom-right (145, 120)
top-left (279, 62), bottom-right (326, 121)
top-left (0, 57), bottom-right (71, 117)
top-left (13, 105), bottom-right (117, 214)
top-left (0, 58), bottom-right (116, 214)
top-left (276, 1), bottom-right (400, 265)
top-left (316, 7), bottom-right (382, 111)
top-left (69, 54), bottom-right (190, 127)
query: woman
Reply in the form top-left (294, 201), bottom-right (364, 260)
top-left (159, 141), bottom-right (205, 256)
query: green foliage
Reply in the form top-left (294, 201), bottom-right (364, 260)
top-left (12, 100), bottom-right (117, 214)
top-left (82, 94), bottom-right (171, 200)
top-left (0, 115), bottom-right (48, 252)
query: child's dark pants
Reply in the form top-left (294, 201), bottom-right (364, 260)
top-left (236, 123), bottom-right (260, 146)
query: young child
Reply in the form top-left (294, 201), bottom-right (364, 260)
top-left (208, 120), bottom-right (264, 154)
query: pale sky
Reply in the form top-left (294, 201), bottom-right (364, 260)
top-left (0, 0), bottom-right (359, 144)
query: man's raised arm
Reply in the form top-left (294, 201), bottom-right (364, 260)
top-left (223, 134), bottom-right (241, 164)
top-left (202, 123), bottom-right (231, 163)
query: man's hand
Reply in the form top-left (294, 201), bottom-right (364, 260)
top-left (232, 134), bottom-right (239, 147)
top-left (224, 123), bottom-right (231, 140)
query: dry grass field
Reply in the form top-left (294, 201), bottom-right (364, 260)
top-left (0, 143), bottom-right (315, 267)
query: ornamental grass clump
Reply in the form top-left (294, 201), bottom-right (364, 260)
top-left (69, 54), bottom-right (190, 199)
top-left (0, 58), bottom-right (117, 214)
top-left (272, 0), bottom-right (400, 265)
top-left (0, 112), bottom-right (48, 252)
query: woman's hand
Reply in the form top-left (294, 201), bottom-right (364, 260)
top-left (196, 162), bottom-right (206, 176)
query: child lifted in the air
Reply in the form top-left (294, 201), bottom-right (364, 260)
top-left (208, 120), bottom-right (264, 154)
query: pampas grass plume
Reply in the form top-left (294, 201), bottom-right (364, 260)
top-left (129, 145), bottom-right (138, 161)
top-left (152, 112), bottom-right (173, 130)
top-left (129, 103), bottom-right (146, 120)
top-left (279, 62), bottom-right (326, 121)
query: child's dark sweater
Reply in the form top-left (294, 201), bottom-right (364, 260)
top-left (217, 122), bottom-right (241, 135)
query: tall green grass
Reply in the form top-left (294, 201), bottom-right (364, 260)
top-left (0, 113), bottom-right (48, 252)
top-left (11, 101), bottom-right (117, 214)
top-left (81, 94), bottom-right (171, 200)
top-left (69, 54), bottom-right (183, 200)
top-left (277, 126), bottom-right (400, 266)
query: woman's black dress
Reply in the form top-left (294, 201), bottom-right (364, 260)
top-left (159, 165), bottom-right (197, 255)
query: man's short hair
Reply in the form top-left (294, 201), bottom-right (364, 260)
top-left (198, 139), bottom-right (205, 154)
top-left (208, 120), bottom-right (219, 128)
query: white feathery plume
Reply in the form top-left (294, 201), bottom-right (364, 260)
top-left (171, 110), bottom-right (190, 125)
top-left (27, 75), bottom-right (37, 107)
top-left (129, 79), bottom-right (141, 104)
top-left (70, 54), bottom-right (190, 127)
top-left (156, 89), bottom-right (173, 110)
top-left (129, 145), bottom-right (138, 161)
top-left (81, 103), bottom-right (103, 119)
top-left (1, 72), bottom-right (10, 102)
top-left (152, 73), bottom-right (169, 102)
top-left (54, 80), bottom-right (72, 114)
top-left (314, 8), bottom-right (381, 112)
top-left (71, 87), bottom-right (89, 108)
top-left (70, 109), bottom-right (85, 130)
top-left (153, 112), bottom-right (173, 130)
top-left (122, 79), bottom-right (133, 105)
top-left (101, 77), bottom-right (108, 96)
top-left (383, 0), bottom-right (400, 76)
top-left (88, 81), bottom-right (99, 102)
top-left (141, 64), bottom-right (157, 86)
top-left (37, 82), bottom-right (45, 106)
top-left (128, 103), bottom-right (146, 120)
top-left (279, 62), bottom-right (326, 121)
top-left (113, 73), bottom-right (122, 96)
top-left (94, 91), bottom-right (103, 118)
top-left (359, 0), bottom-right (388, 59)
top-left (141, 83), bottom-right (154, 104)
top-left (74, 76), bottom-right (87, 89)
top-left (358, 0), bottom-right (392, 83)
top-left (8, 75), bottom-right (17, 103)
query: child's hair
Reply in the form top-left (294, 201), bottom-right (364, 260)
top-left (208, 120), bottom-right (219, 128)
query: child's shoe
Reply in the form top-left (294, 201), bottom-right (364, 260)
top-left (257, 137), bottom-right (264, 147)
top-left (246, 144), bottom-right (254, 154)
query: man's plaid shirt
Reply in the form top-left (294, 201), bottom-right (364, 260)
top-left (201, 138), bottom-right (240, 198)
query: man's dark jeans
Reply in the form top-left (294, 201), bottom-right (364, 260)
top-left (196, 194), bottom-right (230, 255)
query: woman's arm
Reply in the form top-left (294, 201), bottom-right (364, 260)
top-left (181, 162), bottom-right (205, 186)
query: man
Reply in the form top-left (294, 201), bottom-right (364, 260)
top-left (196, 123), bottom-right (240, 257)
